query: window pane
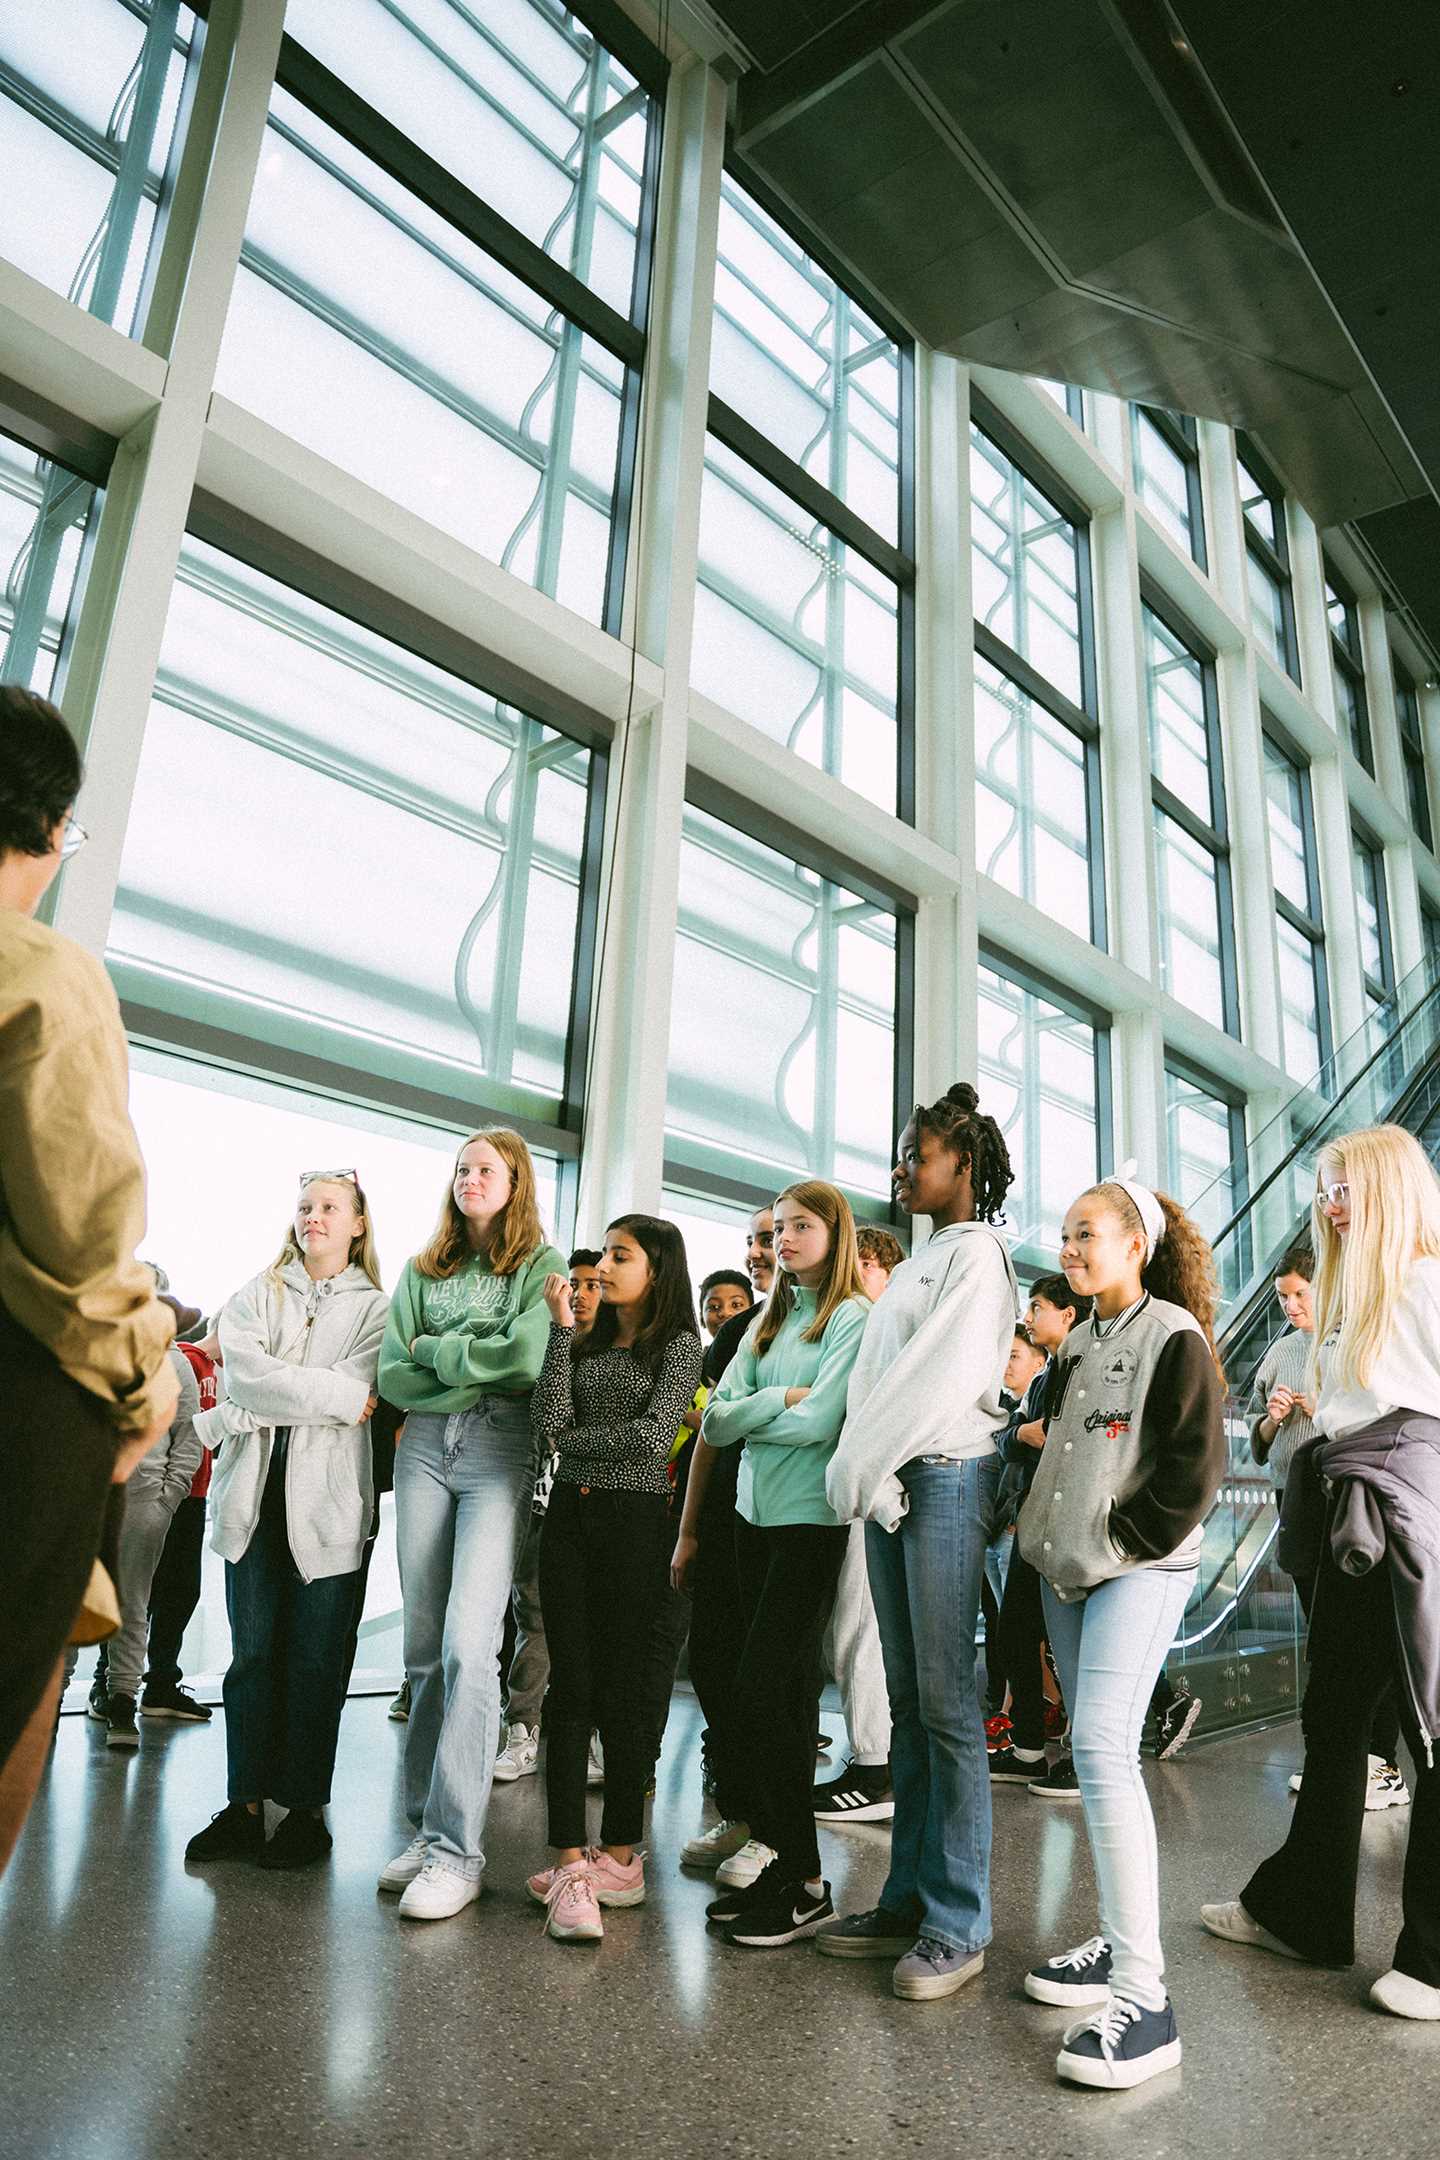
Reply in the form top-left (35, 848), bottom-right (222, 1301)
top-left (1353, 837), bottom-right (1388, 988)
top-left (0, 0), bottom-right (194, 335)
top-left (974, 654), bottom-right (1093, 935)
top-left (1246, 548), bottom-right (1288, 671)
top-left (0, 432), bottom-right (100, 696)
top-left (1153, 807), bottom-right (1225, 1029)
top-left (666, 806), bottom-right (898, 1200)
top-left (710, 176), bottom-right (899, 545)
top-left (1333, 662), bottom-right (1370, 766)
top-left (978, 965), bottom-right (1100, 1261)
top-left (1165, 1066), bottom-right (1241, 1246)
top-left (1277, 914), bottom-right (1324, 1082)
top-left (1263, 737), bottom-right (1311, 915)
top-left (1133, 409), bottom-right (1199, 560)
top-left (971, 425), bottom-right (1083, 706)
top-left (108, 535), bottom-right (592, 1114)
top-left (692, 436), bottom-right (898, 809)
top-left (1324, 575), bottom-right (1358, 658)
top-left (1237, 452), bottom-right (1277, 550)
top-left (1145, 606), bottom-right (1213, 823)
top-left (216, 86), bottom-right (624, 624)
top-left (283, 0), bottom-right (652, 319)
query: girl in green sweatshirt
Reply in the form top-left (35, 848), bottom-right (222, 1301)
top-left (374, 1129), bottom-right (564, 1923)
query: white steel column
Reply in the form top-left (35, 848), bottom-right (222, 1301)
top-left (51, 0), bottom-right (287, 956)
top-left (575, 56), bottom-right (726, 1229)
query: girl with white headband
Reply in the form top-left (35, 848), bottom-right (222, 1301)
top-left (1014, 1172), bottom-right (1226, 2091)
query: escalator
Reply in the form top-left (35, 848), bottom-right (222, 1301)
top-left (1172, 950), bottom-right (1440, 1736)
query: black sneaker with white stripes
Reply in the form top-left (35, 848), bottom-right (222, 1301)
top-left (813, 1759), bottom-right (895, 1823)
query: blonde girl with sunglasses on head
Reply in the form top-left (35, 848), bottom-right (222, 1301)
top-left (1204, 1125), bottom-right (1440, 2021)
top-left (186, 1171), bottom-right (388, 1872)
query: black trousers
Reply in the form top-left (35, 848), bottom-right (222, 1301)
top-left (1283, 1487), bottom-right (1401, 1765)
top-left (733, 1515), bottom-right (849, 1883)
top-left (1243, 1536), bottom-right (1440, 1983)
top-left (0, 1303), bottom-right (116, 1773)
top-left (540, 1482), bottom-right (671, 1849)
top-left (980, 1569), bottom-right (1005, 1714)
top-left (995, 1544), bottom-right (1049, 1752)
top-left (686, 1449), bottom-right (748, 1821)
top-left (145, 1492), bottom-right (208, 1689)
top-left (641, 1574), bottom-right (692, 1768)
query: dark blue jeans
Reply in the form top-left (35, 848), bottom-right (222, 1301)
top-left (223, 1445), bottom-right (360, 1811)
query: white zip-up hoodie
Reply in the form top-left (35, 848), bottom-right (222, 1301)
top-left (826, 1220), bottom-right (1020, 1531)
top-left (196, 1259), bottom-right (389, 1582)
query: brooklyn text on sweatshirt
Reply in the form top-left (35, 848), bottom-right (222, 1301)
top-left (1317, 1256), bottom-right (1440, 1438)
top-left (825, 1221), bottom-right (1021, 1531)
top-left (533, 1324), bottom-right (703, 1496)
top-left (1017, 1294), bottom-right (1225, 1601)
top-left (702, 1289), bottom-right (871, 1529)
top-left (377, 1243), bottom-right (566, 1414)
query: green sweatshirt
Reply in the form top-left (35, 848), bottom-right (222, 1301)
top-left (702, 1287), bottom-right (871, 1527)
top-left (377, 1244), bottom-right (565, 1413)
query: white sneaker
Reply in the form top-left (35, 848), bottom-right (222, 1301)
top-left (1367, 1762), bottom-right (1410, 1811)
top-left (1199, 1897), bottom-right (1304, 1959)
top-left (493, 1722), bottom-right (540, 1783)
top-left (398, 1859), bottom-right (482, 1921)
top-left (1288, 1773), bottom-right (1303, 1794)
top-left (680, 1818), bottom-right (752, 1869)
top-left (587, 1733), bottom-right (605, 1787)
top-left (1371, 1967), bottom-right (1440, 2019)
top-left (714, 1837), bottom-right (777, 1889)
top-left (377, 1837), bottom-right (428, 1893)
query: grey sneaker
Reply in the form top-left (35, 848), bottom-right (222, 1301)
top-left (815, 1904), bottom-right (921, 1959)
top-left (892, 1937), bottom-right (986, 2000)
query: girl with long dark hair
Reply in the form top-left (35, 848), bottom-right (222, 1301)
top-left (525, 1215), bottom-right (702, 1942)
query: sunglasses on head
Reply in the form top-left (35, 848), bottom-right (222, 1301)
top-left (299, 1168), bottom-right (359, 1187)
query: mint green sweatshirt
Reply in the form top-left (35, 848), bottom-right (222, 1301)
top-left (377, 1244), bottom-right (565, 1413)
top-left (702, 1288), bottom-right (871, 1528)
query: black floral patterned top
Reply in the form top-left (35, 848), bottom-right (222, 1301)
top-left (532, 1323), bottom-right (703, 1495)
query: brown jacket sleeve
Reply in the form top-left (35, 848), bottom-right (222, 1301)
top-left (0, 920), bottom-right (173, 1438)
top-left (1110, 1331), bottom-right (1226, 1563)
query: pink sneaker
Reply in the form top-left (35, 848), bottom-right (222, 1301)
top-left (544, 1859), bottom-right (604, 1941)
top-left (527, 1848), bottom-right (646, 1909)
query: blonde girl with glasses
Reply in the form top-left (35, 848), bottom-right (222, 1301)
top-left (1204, 1123), bottom-right (1440, 2021)
top-left (375, 1131), bottom-right (565, 1921)
top-left (186, 1172), bottom-right (388, 1872)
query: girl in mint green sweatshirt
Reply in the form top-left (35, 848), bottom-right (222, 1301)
top-left (699, 1179), bottom-right (870, 1948)
top-left (374, 1129), bottom-right (564, 1923)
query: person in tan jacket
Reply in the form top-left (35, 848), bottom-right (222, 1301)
top-left (0, 685), bottom-right (177, 1872)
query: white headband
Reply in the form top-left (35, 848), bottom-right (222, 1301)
top-left (1112, 1161), bottom-right (1166, 1263)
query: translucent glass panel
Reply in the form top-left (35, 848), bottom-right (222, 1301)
top-left (0, 433), bottom-right (99, 697)
top-left (978, 966), bottom-right (1101, 1261)
top-left (710, 177), bottom-right (900, 544)
top-left (283, 0), bottom-right (652, 320)
top-left (1333, 660), bottom-right (1369, 764)
top-left (1246, 549), bottom-right (1289, 672)
top-left (1263, 738), bottom-right (1311, 914)
top-left (1237, 453), bottom-right (1278, 551)
top-left (1133, 410), bottom-right (1200, 561)
top-left (108, 535), bottom-right (592, 1112)
top-left (974, 655), bottom-right (1090, 929)
top-left (666, 806), bottom-right (898, 1200)
top-left (0, 0), bottom-right (193, 335)
top-left (216, 87), bottom-right (624, 623)
top-left (1145, 607), bottom-right (1214, 822)
top-left (660, 1187), bottom-right (756, 1304)
top-left (1165, 1067), bottom-right (1241, 1246)
top-left (971, 426), bottom-right (1083, 706)
top-left (1153, 808), bottom-right (1226, 1029)
top-left (1325, 577), bottom-right (1359, 658)
top-left (1353, 836), bottom-right (1390, 990)
top-left (692, 437), bottom-right (898, 809)
top-left (1397, 672), bottom-right (1433, 846)
top-left (1277, 913), bottom-right (1324, 1083)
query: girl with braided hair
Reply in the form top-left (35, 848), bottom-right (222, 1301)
top-left (819, 1083), bottom-right (1021, 1998)
top-left (1016, 1173), bottom-right (1225, 2089)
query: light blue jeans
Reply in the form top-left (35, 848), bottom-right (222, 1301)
top-left (865, 1454), bottom-right (998, 1954)
top-left (1042, 1566), bottom-right (1197, 2009)
top-left (395, 1401), bottom-right (537, 1879)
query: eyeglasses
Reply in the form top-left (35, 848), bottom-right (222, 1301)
top-left (299, 1168), bottom-right (358, 1187)
top-left (59, 815), bottom-right (88, 859)
top-left (1317, 1180), bottom-right (1350, 1208)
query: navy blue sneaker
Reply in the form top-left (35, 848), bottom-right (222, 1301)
top-left (1056, 1996), bottom-right (1181, 2089)
top-left (1025, 1935), bottom-right (1112, 2005)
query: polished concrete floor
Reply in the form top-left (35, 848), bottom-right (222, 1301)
top-left (1, 1692), bottom-right (1426, 2160)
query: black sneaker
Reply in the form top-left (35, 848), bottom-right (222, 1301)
top-left (141, 1684), bottom-right (212, 1723)
top-left (258, 1810), bottom-right (333, 1871)
top-left (1056, 1995), bottom-right (1182, 2089)
top-left (1025, 1935), bottom-right (1113, 2005)
top-left (87, 1676), bottom-right (110, 1723)
top-left (1029, 1754), bottom-right (1082, 1800)
top-left (186, 1802), bottom-right (265, 1863)
top-left (813, 1760), bottom-right (895, 1822)
top-left (815, 1730), bottom-right (834, 1757)
top-left (105, 1693), bottom-right (139, 1749)
top-left (1153, 1690), bottom-right (1202, 1760)
top-left (706, 1859), bottom-right (783, 1926)
top-left (726, 1878), bottom-right (833, 1949)
top-left (989, 1744), bottom-right (1047, 1785)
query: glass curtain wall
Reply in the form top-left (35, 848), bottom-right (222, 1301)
top-left (1324, 562), bottom-right (1374, 772)
top-left (978, 957), bottom-right (1108, 1271)
top-left (1395, 663), bottom-right (1433, 848)
top-left (1130, 404), bottom-right (1206, 567)
top-left (0, 428), bottom-right (102, 695)
top-left (1263, 729), bottom-right (1331, 1083)
top-left (1145, 598), bottom-right (1238, 1033)
top-left (1237, 437), bottom-right (1300, 682)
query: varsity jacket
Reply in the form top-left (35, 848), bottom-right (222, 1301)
top-left (1017, 1294), bottom-right (1225, 1601)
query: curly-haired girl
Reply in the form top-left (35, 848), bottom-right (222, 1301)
top-left (1016, 1175), bottom-right (1225, 2090)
